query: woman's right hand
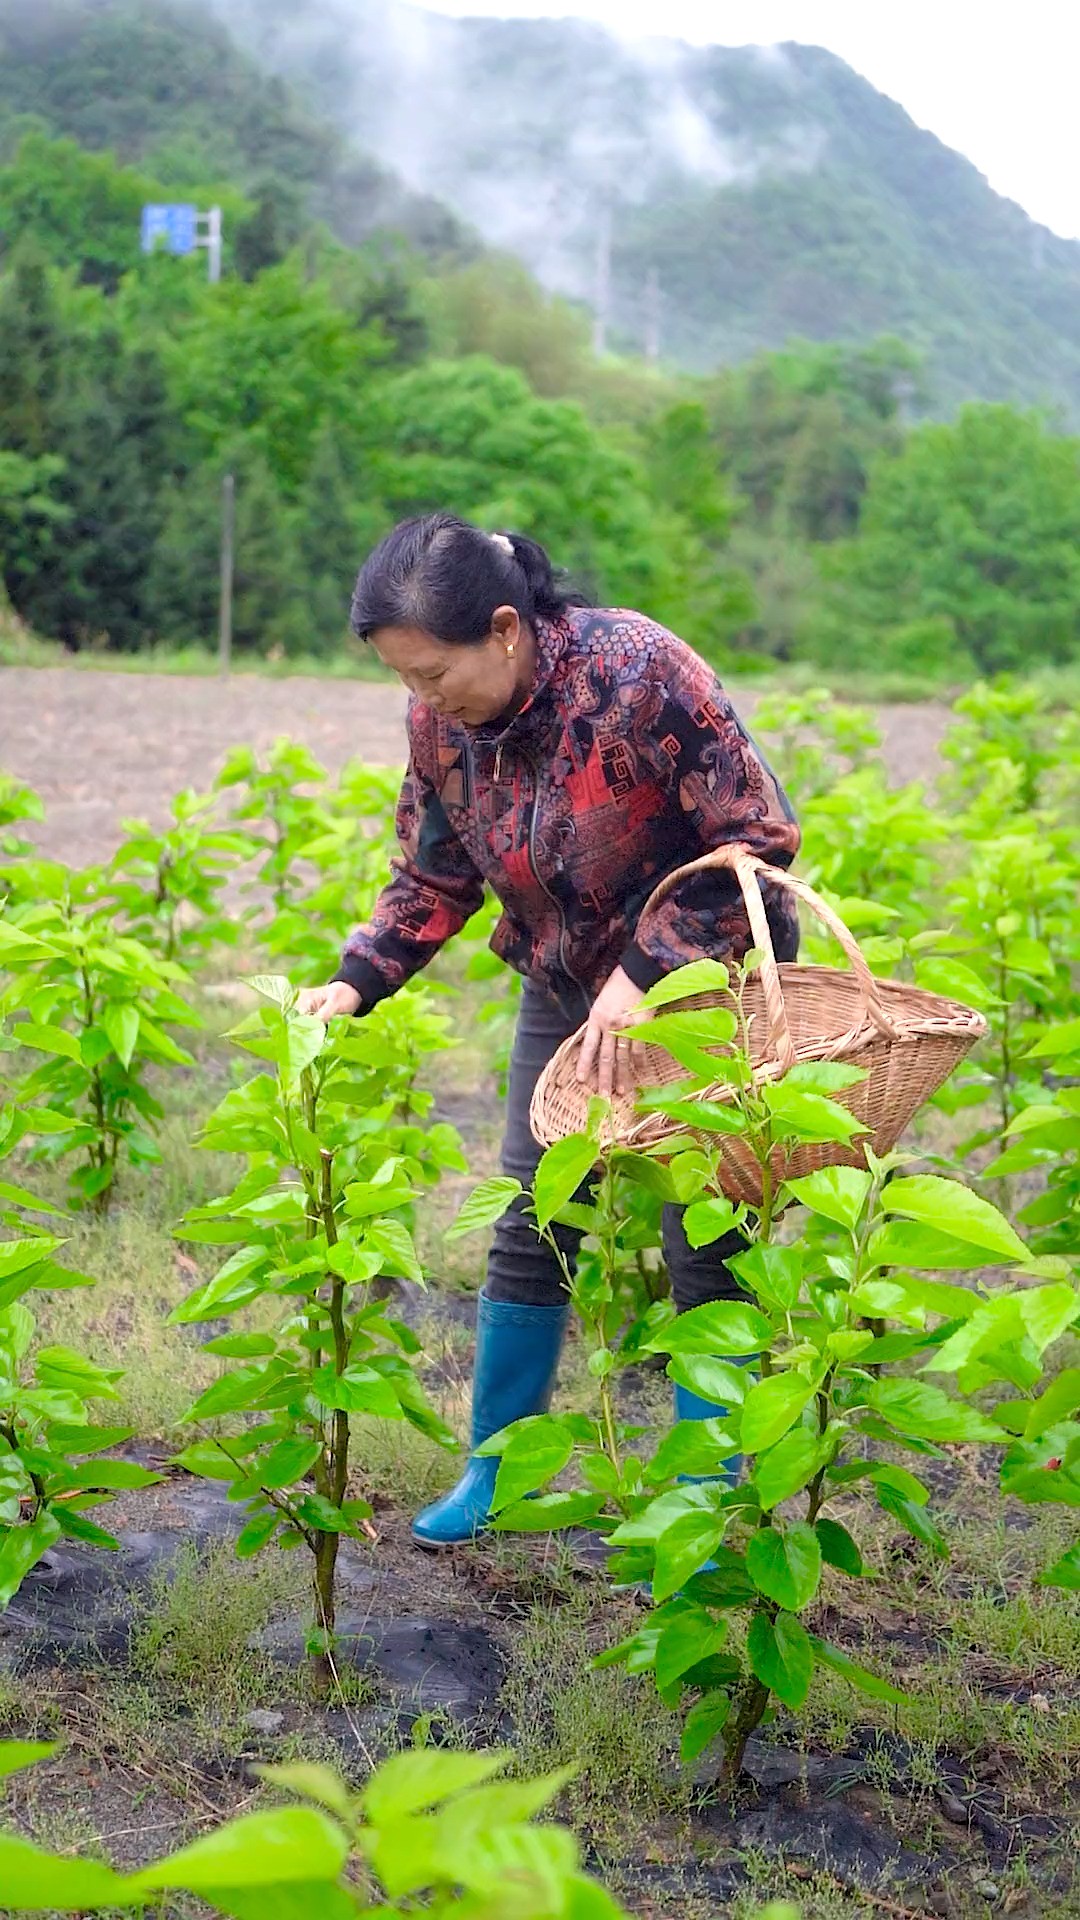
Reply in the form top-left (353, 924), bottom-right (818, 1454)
top-left (297, 982), bottom-right (362, 1023)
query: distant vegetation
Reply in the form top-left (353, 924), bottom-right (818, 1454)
top-left (208, 0), bottom-right (1080, 419)
top-left (1, 0), bottom-right (1079, 682)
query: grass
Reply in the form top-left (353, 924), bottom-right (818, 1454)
top-left (501, 1586), bottom-right (690, 1836)
top-left (127, 1539), bottom-right (302, 1727)
top-left (0, 615), bottom-right (391, 682)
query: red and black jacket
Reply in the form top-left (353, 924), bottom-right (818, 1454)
top-left (333, 607), bottom-right (801, 1019)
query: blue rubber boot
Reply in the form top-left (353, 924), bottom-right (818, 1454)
top-left (674, 1381), bottom-right (744, 1488)
top-left (412, 1293), bottom-right (569, 1548)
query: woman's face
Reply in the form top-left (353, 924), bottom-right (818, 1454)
top-left (371, 609), bottom-right (528, 728)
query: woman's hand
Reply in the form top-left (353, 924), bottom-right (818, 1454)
top-left (576, 965), bottom-right (649, 1098)
top-left (297, 982), bottom-right (362, 1023)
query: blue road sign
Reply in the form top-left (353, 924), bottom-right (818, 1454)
top-left (140, 204), bottom-right (198, 256)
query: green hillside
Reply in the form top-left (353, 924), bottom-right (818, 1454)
top-left (209, 0), bottom-right (1080, 419)
top-left (0, 0), bottom-right (471, 258)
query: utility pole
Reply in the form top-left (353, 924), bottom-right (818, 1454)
top-left (592, 206), bottom-right (612, 356)
top-left (644, 264), bottom-right (661, 366)
top-left (204, 206), bottom-right (223, 284)
top-left (218, 472), bottom-right (235, 677)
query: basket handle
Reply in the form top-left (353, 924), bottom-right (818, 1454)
top-left (637, 842), bottom-right (900, 1071)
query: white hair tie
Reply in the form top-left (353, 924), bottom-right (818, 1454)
top-left (490, 532), bottom-right (514, 556)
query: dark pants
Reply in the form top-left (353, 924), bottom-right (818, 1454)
top-left (486, 982), bottom-right (746, 1310)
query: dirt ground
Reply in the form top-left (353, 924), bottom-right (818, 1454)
top-left (0, 666), bottom-right (952, 866)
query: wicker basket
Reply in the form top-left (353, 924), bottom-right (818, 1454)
top-left (529, 843), bottom-right (987, 1205)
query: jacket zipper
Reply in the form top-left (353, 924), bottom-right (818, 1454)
top-left (525, 752), bottom-right (589, 1010)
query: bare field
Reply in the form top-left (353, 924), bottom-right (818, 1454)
top-left (0, 665), bottom-right (951, 865)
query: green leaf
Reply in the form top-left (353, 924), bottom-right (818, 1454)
top-left (1039, 1543), bottom-right (1080, 1590)
top-left (185, 1363), bottom-right (287, 1422)
top-left (629, 1008), bottom-right (737, 1078)
top-left (257, 1438), bottom-right (322, 1489)
top-left (362, 1749), bottom-right (508, 1823)
top-left (0, 922), bottom-right (58, 962)
top-left (865, 1222), bottom-right (993, 1271)
top-left (815, 1518), bottom-right (865, 1577)
top-left (236, 1510), bottom-right (280, 1558)
top-left (762, 1084), bottom-right (866, 1143)
top-left (0, 1508), bottom-right (62, 1608)
top-left (782, 1062), bottom-right (867, 1093)
top-left (0, 1741), bottom-right (57, 1780)
top-left (867, 1378), bottom-right (1004, 1444)
top-left (753, 1430), bottom-right (828, 1511)
top-left (129, 1807), bottom-right (349, 1893)
top-left (874, 1483), bottom-right (947, 1556)
top-left (0, 1180), bottom-right (63, 1216)
top-left (882, 1176), bottom-right (1028, 1263)
top-left (172, 1440), bottom-right (245, 1482)
top-left (492, 1490), bottom-right (606, 1532)
top-left (533, 1136), bottom-right (596, 1231)
top-left (169, 1244), bottom-right (271, 1325)
top-left (248, 975), bottom-right (294, 1008)
top-left (282, 1015), bottom-right (326, 1090)
top-left (654, 1605), bottom-right (727, 1692)
top-left (739, 1376), bottom-right (816, 1453)
top-left (647, 1417), bottom-right (742, 1483)
top-left (1023, 1371), bottom-right (1080, 1441)
top-left (682, 1195), bottom-right (741, 1249)
top-left (15, 1021), bottom-right (81, 1061)
top-left (202, 1333), bottom-right (279, 1359)
top-left (0, 1833), bottom-right (130, 1906)
top-left (653, 1511), bottom-right (726, 1601)
top-left (665, 1355), bottom-right (748, 1411)
top-left (640, 959), bottom-right (731, 1007)
top-left (253, 1761), bottom-right (355, 1819)
top-left (783, 1166), bottom-right (872, 1231)
top-left (311, 1365), bottom-right (401, 1418)
top-left (729, 1244), bottom-right (804, 1313)
top-left (679, 1689), bottom-right (731, 1762)
top-left (746, 1521), bottom-right (822, 1611)
top-left (746, 1610), bottom-right (814, 1709)
top-left (634, 1095), bottom-right (745, 1136)
top-left (1027, 1017), bottom-right (1080, 1059)
top-left (34, 1347), bottom-right (121, 1401)
top-left (491, 1424), bottom-right (575, 1510)
top-left (645, 1299), bottom-right (774, 1357)
top-left (102, 1003), bottom-right (140, 1069)
top-left (808, 1636), bottom-right (907, 1702)
top-left (446, 1176), bottom-right (523, 1239)
top-left (912, 957), bottom-right (997, 1010)
top-left (363, 1216), bottom-right (422, 1284)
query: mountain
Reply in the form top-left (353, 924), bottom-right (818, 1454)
top-left (0, 0), bottom-right (473, 259)
top-left (206, 0), bottom-right (1080, 418)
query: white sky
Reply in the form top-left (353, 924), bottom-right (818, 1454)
top-left (418, 0), bottom-right (1080, 239)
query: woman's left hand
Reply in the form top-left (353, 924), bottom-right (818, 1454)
top-left (576, 965), bottom-right (650, 1098)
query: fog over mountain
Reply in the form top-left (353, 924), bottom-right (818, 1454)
top-left (201, 0), bottom-right (1080, 410)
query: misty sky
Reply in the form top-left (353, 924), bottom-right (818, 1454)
top-left (420, 0), bottom-right (1080, 239)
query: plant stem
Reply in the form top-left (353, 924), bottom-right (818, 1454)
top-left (721, 1666), bottom-right (772, 1785)
top-left (311, 1142), bottom-right (348, 1698)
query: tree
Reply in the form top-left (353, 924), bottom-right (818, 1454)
top-left (834, 404), bottom-right (1080, 673)
top-left (159, 255), bottom-right (389, 494)
top-left (147, 453), bottom-right (308, 655)
top-left (296, 427), bottom-right (386, 650)
top-left (0, 243), bottom-right (65, 456)
top-left (358, 353), bottom-right (691, 621)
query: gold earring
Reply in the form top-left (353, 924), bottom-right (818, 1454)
top-left (506, 643), bottom-right (515, 657)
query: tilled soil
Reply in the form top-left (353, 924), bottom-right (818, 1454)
top-left (0, 665), bottom-right (951, 867)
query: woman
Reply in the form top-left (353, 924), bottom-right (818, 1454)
top-left (301, 512), bottom-right (801, 1548)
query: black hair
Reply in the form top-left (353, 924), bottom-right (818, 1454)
top-left (349, 511), bottom-right (587, 645)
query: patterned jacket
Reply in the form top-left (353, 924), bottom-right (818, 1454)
top-left (333, 607), bottom-right (801, 1019)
